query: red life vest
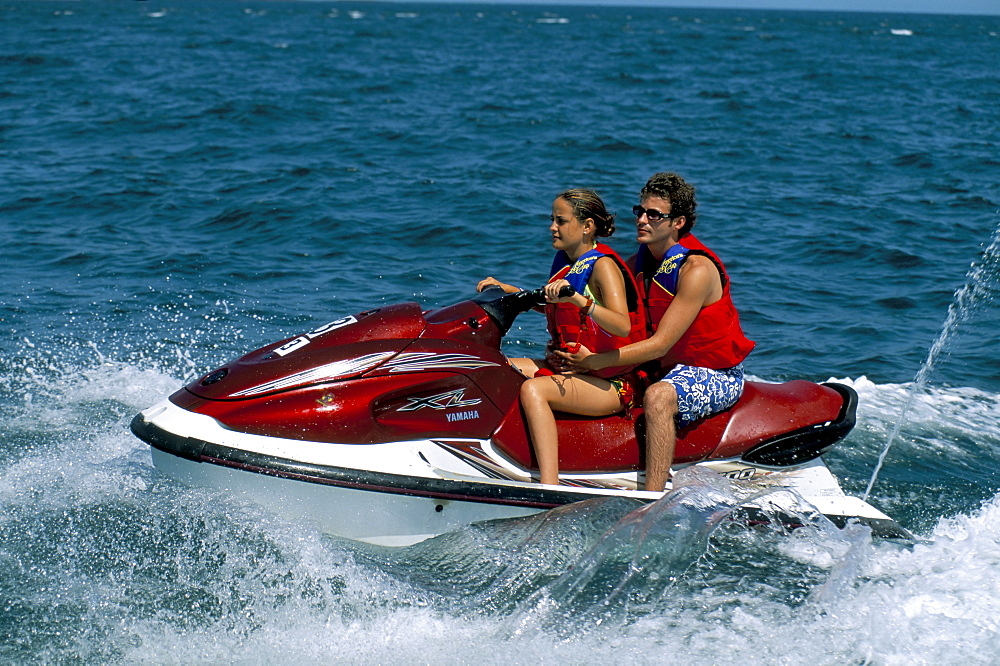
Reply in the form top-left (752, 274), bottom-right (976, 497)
top-left (635, 234), bottom-right (755, 372)
top-left (545, 243), bottom-right (646, 379)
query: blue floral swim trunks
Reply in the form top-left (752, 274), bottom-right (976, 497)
top-left (658, 364), bottom-right (745, 428)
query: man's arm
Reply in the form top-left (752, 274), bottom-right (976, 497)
top-left (558, 255), bottom-right (719, 371)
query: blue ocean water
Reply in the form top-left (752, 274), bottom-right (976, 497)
top-left (2, 1), bottom-right (999, 661)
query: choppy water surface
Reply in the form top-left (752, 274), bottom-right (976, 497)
top-left (1, 1), bottom-right (999, 662)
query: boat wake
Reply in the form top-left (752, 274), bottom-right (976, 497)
top-left (2, 354), bottom-right (1000, 660)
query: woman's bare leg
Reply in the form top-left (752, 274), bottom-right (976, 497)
top-left (509, 357), bottom-right (548, 378)
top-left (519, 374), bottom-right (623, 484)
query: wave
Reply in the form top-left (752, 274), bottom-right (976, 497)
top-left (2, 355), bottom-right (999, 661)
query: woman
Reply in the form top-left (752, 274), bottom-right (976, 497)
top-left (477, 189), bottom-right (645, 485)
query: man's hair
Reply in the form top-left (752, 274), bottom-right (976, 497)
top-left (640, 172), bottom-right (697, 237)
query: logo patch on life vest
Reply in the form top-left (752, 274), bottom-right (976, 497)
top-left (656, 255), bottom-right (680, 277)
top-left (566, 255), bottom-right (598, 276)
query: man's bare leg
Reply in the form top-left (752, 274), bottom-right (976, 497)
top-left (643, 381), bottom-right (678, 492)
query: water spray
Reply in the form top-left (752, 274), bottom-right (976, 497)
top-left (863, 218), bottom-right (1000, 501)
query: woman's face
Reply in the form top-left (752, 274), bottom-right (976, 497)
top-left (549, 197), bottom-right (590, 252)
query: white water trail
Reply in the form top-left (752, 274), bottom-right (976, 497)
top-left (864, 217), bottom-right (1000, 501)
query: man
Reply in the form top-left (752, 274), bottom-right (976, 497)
top-left (557, 172), bottom-right (755, 492)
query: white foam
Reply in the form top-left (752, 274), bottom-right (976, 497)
top-left (5, 358), bottom-right (1000, 662)
top-left (832, 376), bottom-right (1000, 446)
top-left (104, 492), bottom-right (1000, 663)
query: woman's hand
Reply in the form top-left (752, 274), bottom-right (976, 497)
top-left (543, 279), bottom-right (585, 306)
top-left (477, 277), bottom-right (518, 293)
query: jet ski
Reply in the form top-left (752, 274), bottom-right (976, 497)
top-left (131, 286), bottom-right (911, 546)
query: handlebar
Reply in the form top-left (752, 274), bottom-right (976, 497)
top-left (523, 284), bottom-right (576, 304)
top-left (472, 284), bottom-right (577, 335)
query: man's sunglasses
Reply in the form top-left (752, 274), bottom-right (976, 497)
top-left (633, 205), bottom-right (675, 222)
